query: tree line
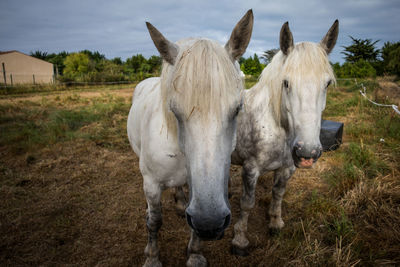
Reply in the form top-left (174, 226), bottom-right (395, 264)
top-left (30, 50), bottom-right (162, 83)
top-left (239, 37), bottom-right (400, 78)
top-left (31, 36), bottom-right (399, 83)
top-left (258, 37), bottom-right (400, 79)
top-left (333, 37), bottom-right (400, 78)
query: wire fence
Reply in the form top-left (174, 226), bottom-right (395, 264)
top-left (0, 74), bottom-right (55, 86)
top-left (0, 75), bottom-right (139, 88)
top-left (359, 82), bottom-right (400, 116)
top-left (2, 75), bottom-right (400, 117)
top-left (335, 78), bottom-right (399, 116)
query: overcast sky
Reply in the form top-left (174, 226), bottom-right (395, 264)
top-left (1, 0), bottom-right (399, 63)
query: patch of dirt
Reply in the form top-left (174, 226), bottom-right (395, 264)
top-left (2, 85), bottom-right (397, 266)
top-left (0, 135), bottom-right (328, 266)
top-left (0, 88), bottom-right (134, 105)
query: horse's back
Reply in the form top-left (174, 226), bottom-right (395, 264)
top-left (127, 77), bottom-right (161, 156)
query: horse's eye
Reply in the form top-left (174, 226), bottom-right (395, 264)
top-left (169, 102), bottom-right (182, 120)
top-left (326, 80), bottom-right (332, 88)
top-left (283, 80), bottom-right (289, 88)
top-left (233, 103), bottom-right (243, 118)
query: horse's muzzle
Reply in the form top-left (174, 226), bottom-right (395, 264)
top-left (186, 213), bottom-right (231, 241)
top-left (292, 142), bottom-right (322, 168)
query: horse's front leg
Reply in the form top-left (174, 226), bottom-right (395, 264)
top-left (231, 163), bottom-right (260, 256)
top-left (268, 165), bottom-right (296, 234)
top-left (143, 179), bottom-right (163, 267)
top-left (186, 230), bottom-right (207, 267)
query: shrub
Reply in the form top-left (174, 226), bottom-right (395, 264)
top-left (240, 54), bottom-right (265, 76)
top-left (63, 53), bottom-right (93, 80)
top-left (335, 60), bottom-right (376, 78)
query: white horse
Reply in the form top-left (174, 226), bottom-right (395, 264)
top-left (127, 10), bottom-right (253, 266)
top-left (230, 20), bottom-right (339, 255)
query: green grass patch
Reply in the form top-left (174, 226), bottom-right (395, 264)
top-left (347, 142), bottom-right (389, 177)
top-left (305, 190), bottom-right (341, 218)
top-left (244, 76), bottom-right (258, 89)
top-left (324, 211), bottom-right (355, 245)
top-left (325, 162), bottom-right (362, 198)
top-left (0, 92), bottom-right (131, 153)
top-left (324, 93), bottom-right (359, 117)
top-left (323, 142), bottom-right (390, 198)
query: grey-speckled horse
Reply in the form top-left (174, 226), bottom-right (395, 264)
top-left (231, 20), bottom-right (339, 255)
top-left (127, 10), bottom-right (253, 266)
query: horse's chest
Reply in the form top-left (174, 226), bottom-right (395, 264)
top-left (253, 129), bottom-right (285, 169)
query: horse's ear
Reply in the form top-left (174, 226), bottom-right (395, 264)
top-left (146, 22), bottom-right (178, 65)
top-left (225, 9), bottom-right (254, 61)
top-left (320, 20), bottom-right (339, 54)
top-left (280, 22), bottom-right (294, 55)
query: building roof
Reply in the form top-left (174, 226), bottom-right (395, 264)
top-left (0, 50), bottom-right (53, 66)
top-left (0, 50), bottom-right (18, 55)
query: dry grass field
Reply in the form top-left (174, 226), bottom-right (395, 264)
top-left (0, 79), bottom-right (399, 266)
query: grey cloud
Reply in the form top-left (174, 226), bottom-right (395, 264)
top-left (1, 0), bottom-right (399, 63)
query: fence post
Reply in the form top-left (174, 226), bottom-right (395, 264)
top-left (10, 74), bottom-right (13, 86)
top-left (2, 62), bottom-right (6, 86)
top-left (33, 74), bottom-right (35, 85)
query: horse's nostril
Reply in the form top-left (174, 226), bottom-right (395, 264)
top-left (311, 149), bottom-right (322, 160)
top-left (294, 145), bottom-right (302, 157)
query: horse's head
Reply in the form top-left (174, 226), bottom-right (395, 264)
top-left (146, 10), bottom-right (253, 240)
top-left (276, 20), bottom-right (339, 168)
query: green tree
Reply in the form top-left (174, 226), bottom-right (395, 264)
top-left (147, 55), bottom-right (162, 73)
top-left (335, 59), bottom-right (376, 78)
top-left (240, 54), bottom-right (264, 76)
top-left (80, 50), bottom-right (106, 62)
top-left (261, 48), bottom-right (279, 64)
top-left (342, 36), bottom-right (380, 63)
top-left (125, 54), bottom-right (147, 74)
top-left (63, 52), bottom-right (92, 79)
top-left (111, 57), bottom-right (123, 65)
top-left (30, 50), bottom-right (48, 60)
top-left (387, 46), bottom-right (400, 76)
top-left (381, 41), bottom-right (400, 75)
top-left (46, 51), bottom-right (69, 75)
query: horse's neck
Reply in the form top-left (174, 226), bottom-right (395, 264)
top-left (244, 81), bottom-right (295, 143)
top-left (244, 81), bottom-right (277, 125)
top-left (245, 82), bottom-right (270, 114)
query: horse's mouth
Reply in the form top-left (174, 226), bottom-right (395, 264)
top-left (293, 156), bottom-right (317, 169)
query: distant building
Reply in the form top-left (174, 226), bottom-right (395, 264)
top-left (0, 51), bottom-right (54, 85)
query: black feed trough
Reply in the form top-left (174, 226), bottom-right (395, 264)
top-left (320, 119), bottom-right (344, 151)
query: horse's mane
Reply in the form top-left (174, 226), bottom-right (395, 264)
top-left (160, 38), bottom-right (243, 138)
top-left (250, 42), bottom-right (335, 124)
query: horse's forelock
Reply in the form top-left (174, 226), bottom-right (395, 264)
top-left (259, 42), bottom-right (335, 124)
top-left (160, 38), bottom-right (243, 137)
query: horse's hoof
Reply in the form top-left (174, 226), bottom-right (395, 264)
top-left (230, 245), bottom-right (249, 256)
top-left (269, 227), bottom-right (281, 237)
top-left (186, 253), bottom-right (207, 267)
top-left (143, 257), bottom-right (162, 267)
